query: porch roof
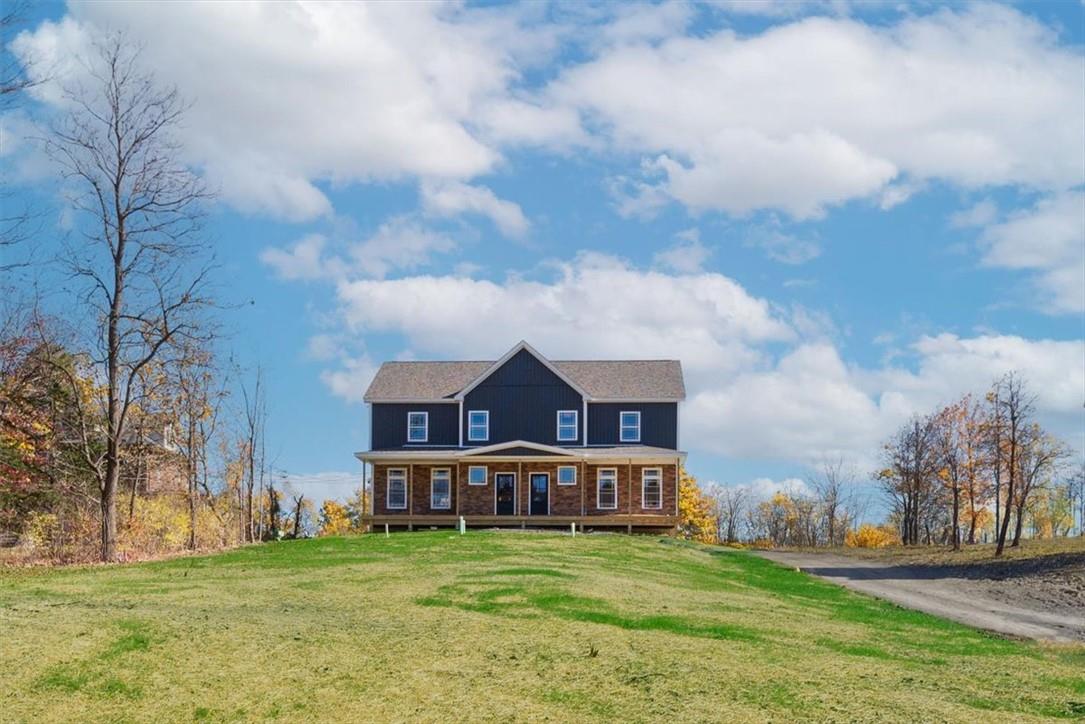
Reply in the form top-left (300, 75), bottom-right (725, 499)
top-left (355, 440), bottom-right (685, 463)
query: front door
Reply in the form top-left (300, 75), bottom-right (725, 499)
top-left (529, 473), bottom-right (549, 516)
top-left (495, 473), bottom-right (516, 515)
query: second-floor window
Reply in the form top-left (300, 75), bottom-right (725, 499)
top-left (556, 410), bottom-right (578, 441)
top-left (468, 410), bottom-right (489, 441)
top-left (620, 411), bottom-right (641, 442)
top-left (407, 411), bottom-right (428, 442)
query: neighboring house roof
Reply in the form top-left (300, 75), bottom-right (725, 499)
top-left (363, 342), bottom-right (685, 402)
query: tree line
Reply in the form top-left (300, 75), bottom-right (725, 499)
top-left (879, 372), bottom-right (1077, 555)
top-left (0, 34), bottom-right (310, 562)
top-left (677, 372), bottom-right (1080, 553)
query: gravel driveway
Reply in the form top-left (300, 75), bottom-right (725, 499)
top-left (755, 550), bottom-right (1085, 643)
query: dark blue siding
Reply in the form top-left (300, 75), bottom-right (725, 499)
top-left (463, 349), bottom-right (583, 446)
top-left (371, 403), bottom-right (458, 449)
top-left (587, 403), bottom-right (677, 448)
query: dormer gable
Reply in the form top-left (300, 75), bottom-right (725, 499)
top-left (454, 340), bottom-right (589, 400)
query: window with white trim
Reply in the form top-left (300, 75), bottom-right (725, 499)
top-left (642, 468), bottom-right (662, 509)
top-left (619, 411), bottom-right (641, 443)
top-left (468, 465), bottom-right (487, 486)
top-left (556, 410), bottom-right (578, 442)
top-left (597, 468), bottom-right (617, 509)
top-left (431, 469), bottom-right (451, 510)
top-left (387, 468), bottom-right (407, 510)
top-left (557, 465), bottom-right (577, 486)
top-left (407, 411), bottom-right (428, 442)
top-left (468, 410), bottom-right (489, 441)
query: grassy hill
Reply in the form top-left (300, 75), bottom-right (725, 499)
top-left (2, 532), bottom-right (1082, 722)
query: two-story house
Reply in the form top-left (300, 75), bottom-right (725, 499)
top-left (355, 341), bottom-right (686, 532)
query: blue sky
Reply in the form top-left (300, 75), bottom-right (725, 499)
top-left (3, 1), bottom-right (1083, 508)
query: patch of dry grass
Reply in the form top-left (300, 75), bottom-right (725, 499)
top-left (1, 532), bottom-right (1082, 722)
top-left (826, 537), bottom-right (1085, 567)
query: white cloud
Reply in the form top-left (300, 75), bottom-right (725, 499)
top-left (335, 251), bottom-right (794, 378)
top-left (978, 192), bottom-right (1084, 314)
top-left (598, 1), bottom-right (694, 46)
top-left (13, 3), bottom-right (1080, 230)
top-left (737, 477), bottom-right (813, 500)
top-left (421, 181), bottom-right (529, 238)
top-left (325, 252), bottom-right (1082, 471)
top-left (259, 234), bottom-right (334, 281)
top-left (320, 355), bottom-right (379, 404)
top-left (653, 228), bottom-right (712, 272)
top-left (546, 5), bottom-right (1084, 218)
top-left (349, 216), bottom-right (458, 279)
top-left (11, 3), bottom-right (553, 221)
top-left (950, 199), bottom-right (998, 228)
top-left (260, 216), bottom-right (457, 282)
top-left (744, 221), bottom-right (821, 264)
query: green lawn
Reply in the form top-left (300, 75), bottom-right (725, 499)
top-left (2, 532), bottom-right (1083, 722)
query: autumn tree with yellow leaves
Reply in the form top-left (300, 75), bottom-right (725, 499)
top-left (677, 466), bottom-right (717, 544)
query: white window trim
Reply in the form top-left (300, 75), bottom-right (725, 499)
top-left (641, 467), bottom-right (663, 510)
top-left (557, 465), bottom-right (577, 486)
top-left (430, 468), bottom-right (451, 510)
top-left (468, 465), bottom-right (488, 486)
top-left (619, 410), bottom-right (641, 443)
top-left (387, 468), bottom-right (407, 510)
top-left (556, 409), bottom-right (578, 442)
top-left (407, 411), bottom-right (428, 443)
top-left (467, 410), bottom-right (489, 442)
top-left (597, 467), bottom-right (618, 510)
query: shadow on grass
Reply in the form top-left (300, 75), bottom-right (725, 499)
top-left (417, 567), bottom-right (761, 643)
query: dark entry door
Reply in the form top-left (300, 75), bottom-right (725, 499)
top-left (495, 473), bottom-right (515, 515)
top-left (530, 473), bottom-right (549, 515)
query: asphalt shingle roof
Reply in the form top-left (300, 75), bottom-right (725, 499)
top-left (363, 358), bottom-right (685, 402)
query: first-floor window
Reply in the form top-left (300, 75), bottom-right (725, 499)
top-left (387, 468), bottom-right (407, 510)
top-left (557, 465), bottom-right (577, 486)
top-left (407, 411), bottom-right (428, 442)
top-left (468, 465), bottom-right (487, 486)
top-left (597, 468), bottom-right (617, 509)
top-left (642, 468), bottom-right (662, 509)
top-left (431, 469), bottom-right (451, 510)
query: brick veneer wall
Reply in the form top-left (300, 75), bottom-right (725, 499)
top-left (372, 461), bottom-right (677, 517)
top-left (373, 463), bottom-right (458, 515)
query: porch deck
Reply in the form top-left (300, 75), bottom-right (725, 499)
top-left (361, 513), bottom-right (678, 533)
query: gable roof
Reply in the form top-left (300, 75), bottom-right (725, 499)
top-left (363, 342), bottom-right (685, 402)
top-left (454, 341), bottom-right (589, 400)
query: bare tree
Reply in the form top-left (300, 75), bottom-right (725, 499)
top-left (989, 373), bottom-right (1034, 556)
top-left (879, 414), bottom-right (940, 546)
top-left (810, 456), bottom-right (856, 546)
top-left (240, 368), bottom-right (268, 543)
top-left (42, 36), bottom-right (212, 561)
top-left (1011, 428), bottom-right (1069, 547)
top-left (711, 484), bottom-right (747, 544)
top-left (933, 401), bottom-right (967, 550)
